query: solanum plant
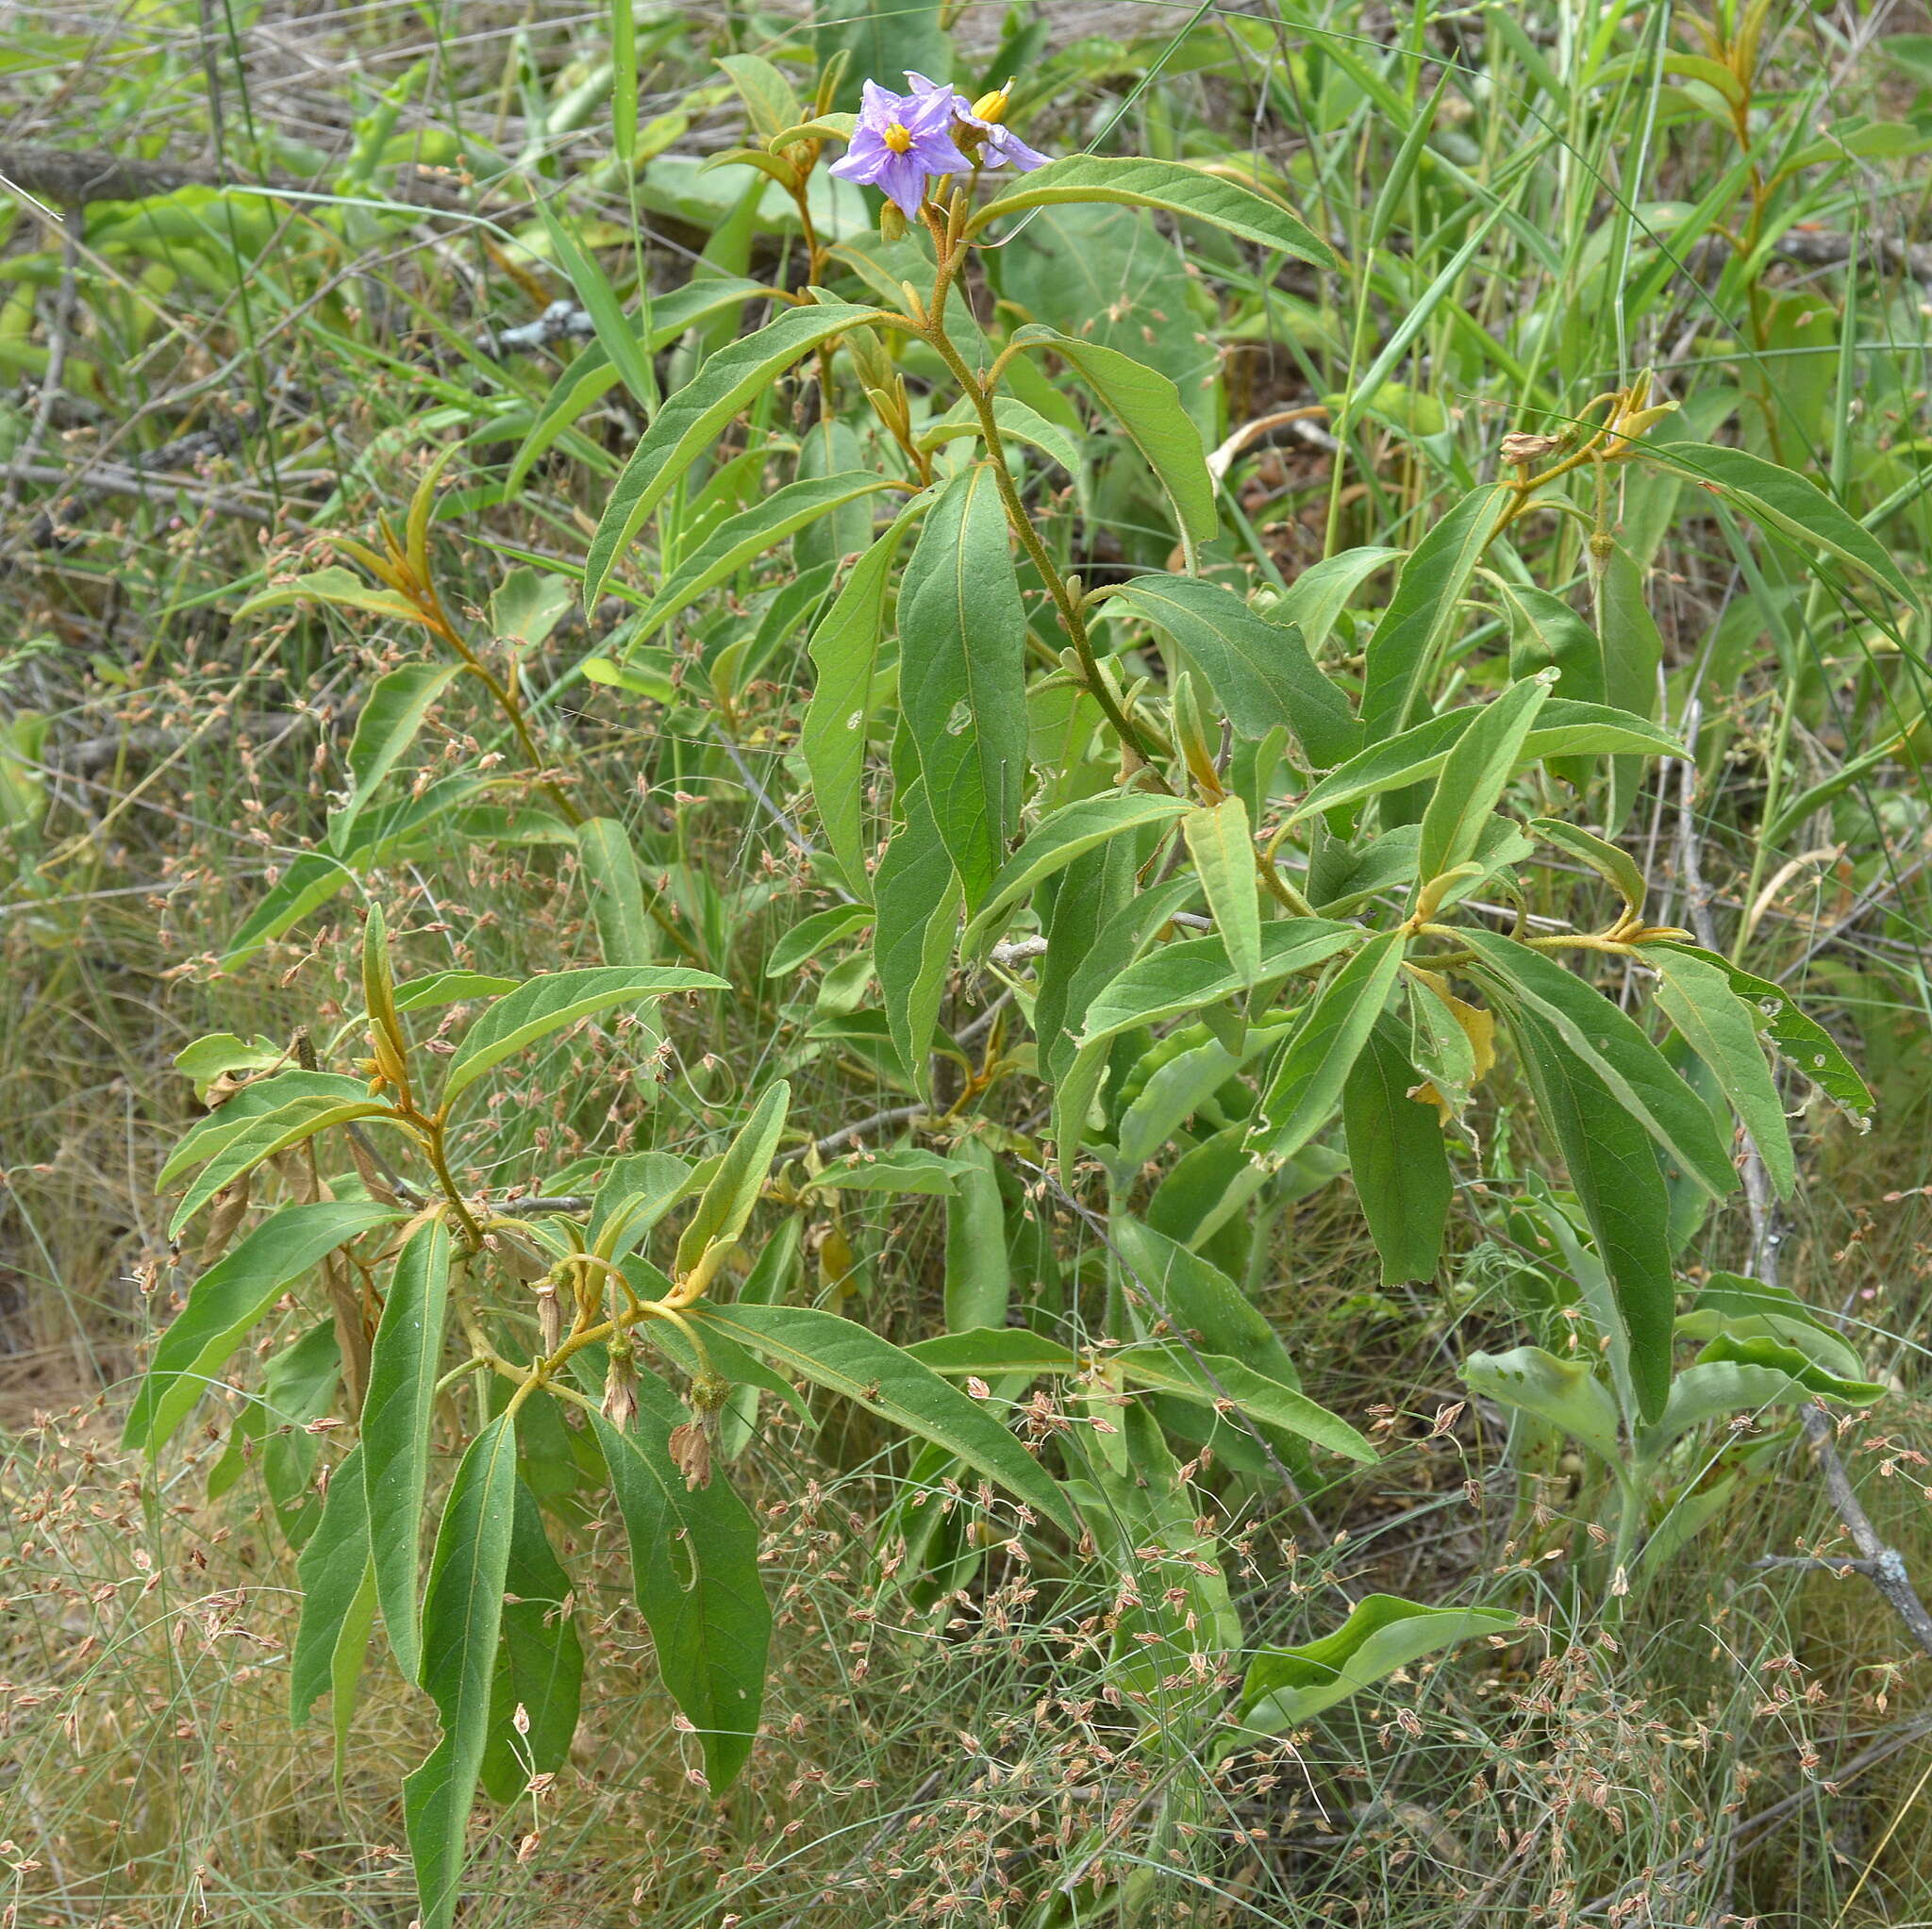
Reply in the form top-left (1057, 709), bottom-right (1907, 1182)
top-left (132, 55), bottom-right (1907, 1929)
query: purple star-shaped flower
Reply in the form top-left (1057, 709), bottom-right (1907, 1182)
top-left (827, 79), bottom-right (968, 216)
top-left (905, 72), bottom-right (1050, 172)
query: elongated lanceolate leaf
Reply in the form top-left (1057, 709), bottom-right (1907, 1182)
top-left (291, 1442), bottom-right (378, 1747)
top-left (1416, 672), bottom-right (1553, 885)
top-left (1112, 1343), bottom-right (1375, 1461)
top-left (125, 1201), bottom-right (401, 1454)
top-left (1461, 1346), bottom-right (1624, 1470)
top-left (897, 464), bottom-right (1027, 912)
top-left (574, 818), bottom-right (658, 966)
top-left (480, 1483), bottom-right (585, 1803)
top-left (158, 1071), bottom-right (372, 1192)
top-left (1183, 797), bottom-right (1262, 987)
top-left (971, 155), bottom-right (1337, 268)
top-left (441, 966), bottom-right (727, 1109)
top-left (703, 1303), bottom-right (1076, 1533)
top-left (363, 1217), bottom-right (452, 1682)
top-left (403, 1414), bottom-right (519, 1929)
top-left (874, 779), bottom-right (962, 1095)
top-left (584, 300), bottom-right (879, 608)
top-left (674, 1082), bottom-right (790, 1283)
top-left (1343, 1019), bottom-right (1451, 1285)
top-left (334, 662), bottom-right (462, 846)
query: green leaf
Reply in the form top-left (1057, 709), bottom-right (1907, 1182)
top-left (391, 971), bottom-right (520, 1014)
top-left (1274, 545), bottom-right (1402, 652)
top-left (480, 1482), bottom-right (585, 1803)
top-left (1460, 1345), bottom-right (1625, 1470)
top-left (1239, 1594), bottom-right (1516, 1733)
top-left (960, 791), bottom-right (1192, 957)
top-left (1106, 575), bottom-right (1360, 766)
top-left (808, 1146), bottom-right (966, 1195)
top-left (632, 473), bottom-right (892, 644)
top-left (943, 1138), bottom-right (1008, 1333)
top-left (1504, 1002), bottom-right (1676, 1422)
top-left (898, 464), bottom-right (1028, 911)
top-left (1359, 485), bottom-right (1512, 742)
top-left (363, 1218), bottom-right (452, 1682)
top-left (675, 1082), bottom-right (790, 1285)
top-left (166, 1089), bottom-right (395, 1236)
top-left (766, 905), bottom-right (873, 976)
top-left (1645, 442), bottom-right (1915, 603)
top-left (1646, 946), bottom-right (1794, 1198)
top-left (334, 662), bottom-right (463, 847)
top-left (1183, 797), bottom-right (1262, 987)
top-left (1343, 1020), bottom-right (1451, 1285)
top-left (1649, 1342), bottom-right (1884, 1455)
top-left (1529, 818), bottom-right (1646, 918)
top-left (904, 1329), bottom-right (1081, 1376)
top-left (1416, 673), bottom-right (1554, 885)
top-left (234, 564), bottom-right (422, 624)
top-left (1113, 1343), bottom-right (1375, 1461)
top-left (1461, 930), bottom-right (1737, 1197)
top-left (1693, 1332), bottom-right (1885, 1406)
top-left (1253, 932), bottom-right (1405, 1158)
top-left (441, 966), bottom-right (726, 1110)
top-left (1010, 325), bottom-right (1217, 555)
top-left (291, 1442), bottom-right (379, 1749)
top-left (1678, 1271), bottom-right (1868, 1384)
top-left (873, 779), bottom-right (962, 1098)
top-left (703, 1304), bottom-right (1076, 1533)
top-left (802, 504), bottom-right (925, 896)
top-left (1291, 700), bottom-right (1684, 824)
top-left (402, 1413), bottom-right (519, 1929)
top-left (1642, 942), bottom-right (1873, 1124)
top-left (590, 1152), bottom-right (695, 1260)
top-left (591, 1394), bottom-right (771, 1788)
top-left (924, 394), bottom-right (1091, 518)
top-left (529, 195), bottom-right (659, 411)
top-left (584, 300), bottom-right (879, 608)
top-left (971, 155), bottom-right (1336, 268)
top-left (715, 52), bottom-right (801, 141)
top-left (574, 818), bottom-right (658, 966)
top-left (124, 1201), bottom-right (401, 1455)
top-left (158, 1070), bottom-right (371, 1191)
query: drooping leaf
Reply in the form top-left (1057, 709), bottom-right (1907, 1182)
top-left (363, 1217), bottom-right (453, 1681)
top-left (1529, 817), bottom-right (1646, 918)
top-left (333, 663), bottom-right (463, 847)
top-left (971, 155), bottom-right (1337, 268)
top-left (1343, 1019), bottom-right (1451, 1285)
top-left (575, 818), bottom-right (658, 966)
top-left (1239, 1595), bottom-right (1517, 1733)
top-left (873, 779), bottom-right (962, 1097)
top-left (703, 1304), bottom-right (1076, 1532)
top-left (1010, 325), bottom-right (1217, 553)
top-left (584, 300), bottom-right (879, 607)
top-left (943, 1137), bottom-right (1009, 1333)
top-left (897, 463), bottom-right (1028, 911)
top-left (1645, 945), bottom-right (1794, 1198)
top-left (125, 1201), bottom-right (401, 1455)
top-left (809, 1146), bottom-right (967, 1195)
top-left (441, 967), bottom-right (726, 1109)
top-left (479, 1482), bottom-right (585, 1803)
top-left (291, 1442), bottom-right (379, 1754)
top-left (1107, 575), bottom-right (1360, 765)
top-left (1649, 1339), bottom-right (1885, 1455)
top-left (1677, 1271), bottom-right (1868, 1384)
top-left (401, 1414), bottom-right (519, 1929)
top-left (1112, 1343), bottom-right (1375, 1461)
top-left (234, 565), bottom-right (423, 625)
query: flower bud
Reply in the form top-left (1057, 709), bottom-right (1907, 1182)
top-left (535, 1279), bottom-right (563, 1355)
top-left (602, 1338), bottom-right (638, 1431)
top-left (879, 202), bottom-right (908, 242)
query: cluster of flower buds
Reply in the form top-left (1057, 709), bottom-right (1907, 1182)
top-left (829, 71), bottom-right (1047, 217)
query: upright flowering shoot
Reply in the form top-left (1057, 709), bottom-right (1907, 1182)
top-left (828, 78), bottom-right (969, 216)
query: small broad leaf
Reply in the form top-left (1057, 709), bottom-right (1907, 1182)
top-left (766, 905), bottom-right (874, 977)
top-left (402, 1414), bottom-right (518, 1929)
top-left (1529, 817), bottom-right (1646, 919)
top-left (1183, 797), bottom-right (1262, 988)
top-left (1416, 672), bottom-right (1554, 886)
top-left (898, 464), bottom-right (1028, 912)
top-left (235, 565), bottom-right (422, 625)
top-left (1646, 945), bottom-right (1795, 1199)
top-left (1112, 1343), bottom-right (1376, 1462)
top-left (363, 1217), bottom-right (453, 1682)
top-left (124, 1201), bottom-right (401, 1455)
top-left (441, 967), bottom-right (726, 1110)
top-left (1649, 1339), bottom-right (1884, 1455)
top-left (591, 1152), bottom-right (696, 1261)
top-left (391, 972), bottom-right (519, 1014)
top-left (703, 1304), bottom-right (1076, 1533)
top-left (809, 1146), bottom-right (967, 1195)
top-left (631, 472), bottom-right (892, 643)
top-left (1107, 575), bottom-right (1360, 766)
top-left (1460, 1345), bottom-right (1625, 1470)
top-left (584, 300), bottom-right (880, 608)
top-left (1253, 932), bottom-right (1406, 1159)
top-left (675, 1082), bottom-right (791, 1287)
top-left (1239, 1594), bottom-right (1516, 1733)
top-left (1677, 1271), bottom-right (1868, 1385)
top-left (970, 155), bottom-right (1336, 268)
top-left (1343, 1019), bottom-right (1451, 1285)
top-left (1010, 325), bottom-right (1217, 554)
